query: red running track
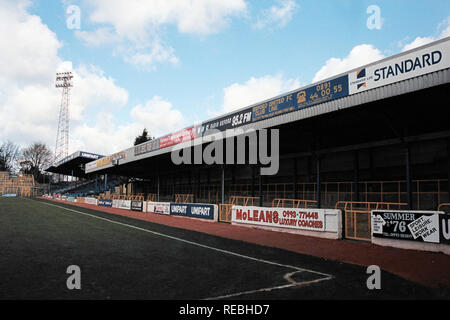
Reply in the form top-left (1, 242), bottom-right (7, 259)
top-left (42, 198), bottom-right (450, 289)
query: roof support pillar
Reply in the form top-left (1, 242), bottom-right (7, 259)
top-left (251, 165), bottom-right (255, 198)
top-left (293, 158), bottom-right (298, 200)
top-left (258, 167), bottom-right (263, 207)
top-left (221, 165), bottom-right (225, 204)
top-left (405, 145), bottom-right (412, 210)
top-left (316, 155), bottom-right (321, 208)
top-left (354, 150), bottom-right (359, 202)
top-left (157, 175), bottom-right (160, 202)
top-left (447, 138), bottom-right (450, 202)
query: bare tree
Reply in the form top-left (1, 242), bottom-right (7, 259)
top-left (0, 141), bottom-right (21, 173)
top-left (21, 142), bottom-right (53, 182)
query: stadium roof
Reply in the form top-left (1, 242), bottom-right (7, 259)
top-left (44, 151), bottom-right (103, 177)
top-left (85, 36), bottom-right (450, 176)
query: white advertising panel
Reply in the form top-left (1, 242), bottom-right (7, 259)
top-left (232, 205), bottom-right (326, 231)
top-left (148, 202), bottom-right (171, 215)
top-left (348, 38), bottom-right (450, 95)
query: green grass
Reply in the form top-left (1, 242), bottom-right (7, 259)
top-left (0, 197), bottom-right (446, 300)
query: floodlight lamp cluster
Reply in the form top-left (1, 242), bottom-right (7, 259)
top-left (55, 72), bottom-right (74, 88)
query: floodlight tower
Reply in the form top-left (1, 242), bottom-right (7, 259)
top-left (54, 72), bottom-right (73, 165)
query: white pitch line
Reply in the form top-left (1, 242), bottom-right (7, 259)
top-left (35, 199), bottom-right (334, 298)
top-left (203, 270), bottom-right (332, 300)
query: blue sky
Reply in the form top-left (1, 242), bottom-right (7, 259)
top-left (1, 0), bottom-right (449, 155)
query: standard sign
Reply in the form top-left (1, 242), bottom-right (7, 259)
top-left (348, 38), bottom-right (450, 95)
top-left (371, 210), bottom-right (448, 244)
top-left (232, 206), bottom-right (325, 231)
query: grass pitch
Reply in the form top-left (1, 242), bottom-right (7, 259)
top-left (0, 197), bottom-right (446, 300)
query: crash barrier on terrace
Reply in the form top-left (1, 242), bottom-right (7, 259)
top-left (183, 178), bottom-right (449, 211)
top-left (175, 194), bottom-right (194, 203)
top-left (438, 203), bottom-right (450, 212)
top-left (219, 196), bottom-right (260, 223)
top-left (272, 198), bottom-right (317, 209)
top-left (335, 201), bottom-right (408, 242)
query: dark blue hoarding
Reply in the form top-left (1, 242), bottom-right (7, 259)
top-left (98, 199), bottom-right (113, 207)
top-left (251, 75), bottom-right (349, 122)
top-left (170, 203), bottom-right (215, 220)
top-left (133, 74), bottom-right (349, 157)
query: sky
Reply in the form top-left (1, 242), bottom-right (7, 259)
top-left (1, 0), bottom-right (449, 157)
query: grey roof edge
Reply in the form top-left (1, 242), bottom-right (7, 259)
top-left (169, 36), bottom-right (450, 129)
top-left (85, 67), bottom-right (450, 174)
top-left (130, 36), bottom-right (450, 150)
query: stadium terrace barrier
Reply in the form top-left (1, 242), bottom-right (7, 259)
top-left (371, 210), bottom-right (450, 255)
top-left (219, 196), bottom-right (260, 223)
top-left (76, 197), bottom-right (85, 203)
top-left (229, 196), bottom-right (260, 206)
top-left (231, 205), bottom-right (342, 239)
top-left (438, 203), bottom-right (450, 212)
top-left (272, 198), bottom-right (317, 209)
top-left (219, 203), bottom-right (233, 223)
top-left (175, 194), bottom-right (194, 203)
top-left (335, 201), bottom-right (408, 242)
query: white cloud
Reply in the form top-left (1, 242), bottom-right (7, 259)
top-left (121, 38), bottom-right (179, 69)
top-left (312, 44), bottom-right (385, 83)
top-left (401, 37), bottom-right (435, 52)
top-left (77, 0), bottom-right (247, 69)
top-left (401, 16), bottom-right (450, 52)
top-left (70, 65), bottom-right (129, 120)
top-left (87, 0), bottom-right (247, 38)
top-left (0, 1), bottom-right (191, 159)
top-left (0, 1), bottom-right (132, 157)
top-left (74, 27), bottom-right (119, 47)
top-left (0, 0), bottom-right (61, 89)
top-left (254, 0), bottom-right (298, 30)
top-left (70, 96), bottom-right (186, 155)
top-left (312, 16), bottom-right (450, 84)
top-left (438, 17), bottom-right (450, 38)
top-left (219, 74), bottom-right (300, 114)
top-left (130, 96), bottom-right (185, 137)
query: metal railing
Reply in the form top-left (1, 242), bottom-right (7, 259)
top-left (272, 198), bottom-right (317, 208)
top-left (335, 201), bottom-right (408, 241)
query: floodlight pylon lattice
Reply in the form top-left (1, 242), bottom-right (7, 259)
top-left (54, 72), bottom-right (73, 165)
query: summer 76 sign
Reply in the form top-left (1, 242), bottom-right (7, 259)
top-left (371, 210), bottom-right (450, 244)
